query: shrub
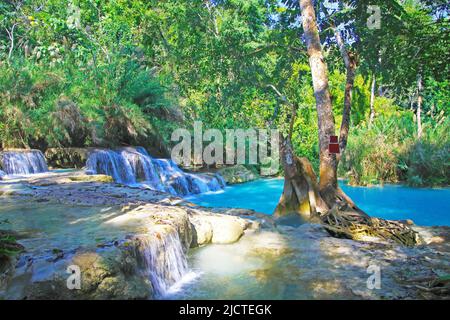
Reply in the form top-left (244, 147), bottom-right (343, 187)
top-left (340, 112), bottom-right (449, 187)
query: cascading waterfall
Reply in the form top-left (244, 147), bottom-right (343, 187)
top-left (152, 158), bottom-right (225, 196)
top-left (119, 147), bottom-right (165, 191)
top-left (138, 230), bottom-right (193, 297)
top-left (215, 173), bottom-right (227, 188)
top-left (86, 147), bottom-right (225, 196)
top-left (85, 149), bottom-right (136, 184)
top-left (0, 150), bottom-right (48, 175)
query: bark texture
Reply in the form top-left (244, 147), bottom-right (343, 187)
top-left (332, 24), bottom-right (357, 161)
top-left (274, 138), bottom-right (328, 221)
top-left (300, 0), bottom-right (337, 205)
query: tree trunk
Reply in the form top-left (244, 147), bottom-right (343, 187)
top-left (273, 0), bottom-right (422, 247)
top-left (299, 0), bottom-right (337, 206)
top-left (369, 74), bottom-right (376, 128)
top-left (274, 137), bottom-right (328, 220)
top-left (333, 26), bottom-right (357, 161)
top-left (417, 73), bottom-right (423, 139)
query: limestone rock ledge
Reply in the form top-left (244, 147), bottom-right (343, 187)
top-left (0, 203), bottom-right (256, 300)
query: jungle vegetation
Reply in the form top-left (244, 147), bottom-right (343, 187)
top-left (0, 0), bottom-right (448, 186)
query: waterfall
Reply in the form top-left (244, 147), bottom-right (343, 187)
top-left (0, 150), bottom-right (48, 175)
top-left (215, 173), bottom-right (227, 188)
top-left (152, 158), bottom-right (224, 196)
top-left (86, 147), bottom-right (225, 196)
top-left (138, 230), bottom-right (193, 297)
top-left (119, 147), bottom-right (165, 191)
top-left (152, 158), bottom-right (191, 195)
top-left (85, 149), bottom-right (136, 184)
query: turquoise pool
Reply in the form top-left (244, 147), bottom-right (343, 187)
top-left (189, 178), bottom-right (450, 226)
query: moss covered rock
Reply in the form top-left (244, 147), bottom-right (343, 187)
top-left (217, 165), bottom-right (258, 184)
top-left (68, 174), bottom-right (113, 183)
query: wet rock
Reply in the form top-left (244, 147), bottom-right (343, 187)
top-left (18, 247), bottom-right (152, 300)
top-left (105, 204), bottom-right (194, 251)
top-left (187, 208), bottom-right (253, 245)
top-left (217, 165), bottom-right (258, 184)
top-left (190, 217), bottom-right (213, 247)
top-left (0, 256), bottom-right (16, 294)
top-left (95, 274), bottom-right (151, 299)
top-left (71, 250), bottom-right (152, 299)
top-left (204, 215), bottom-right (245, 244)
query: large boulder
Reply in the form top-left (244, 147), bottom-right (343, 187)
top-left (189, 211), bottom-right (247, 245)
top-left (71, 249), bottom-right (152, 300)
top-left (17, 246), bottom-right (152, 300)
top-left (190, 216), bottom-right (213, 247)
top-left (217, 165), bottom-right (259, 184)
top-left (207, 215), bottom-right (245, 244)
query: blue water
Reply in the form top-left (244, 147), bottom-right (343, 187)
top-left (189, 178), bottom-right (450, 226)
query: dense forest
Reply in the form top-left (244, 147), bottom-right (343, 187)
top-left (1, 0), bottom-right (449, 186)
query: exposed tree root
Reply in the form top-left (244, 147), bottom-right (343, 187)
top-left (321, 203), bottom-right (422, 246)
top-left (408, 274), bottom-right (450, 298)
top-left (275, 147), bottom-right (422, 246)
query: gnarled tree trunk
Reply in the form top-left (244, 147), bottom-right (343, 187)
top-left (274, 137), bottom-right (328, 221)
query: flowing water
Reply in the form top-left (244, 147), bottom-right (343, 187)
top-left (0, 150), bottom-right (48, 175)
top-left (0, 200), bottom-right (194, 298)
top-left (0, 147), bottom-right (224, 196)
top-left (2, 153), bottom-right (447, 299)
top-left (139, 230), bottom-right (197, 297)
top-left (189, 178), bottom-right (450, 226)
top-left (171, 180), bottom-right (450, 300)
top-left (86, 147), bottom-right (225, 196)
top-left (0, 147), bottom-right (223, 297)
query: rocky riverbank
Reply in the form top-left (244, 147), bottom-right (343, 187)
top-left (0, 171), bottom-right (258, 299)
top-left (0, 170), bottom-right (448, 300)
top-left (175, 222), bottom-right (449, 300)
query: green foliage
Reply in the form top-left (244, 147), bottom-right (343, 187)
top-left (0, 0), bottom-right (448, 186)
top-left (399, 115), bottom-right (450, 186)
top-left (0, 234), bottom-right (22, 258)
top-left (0, 0), bottom-right (178, 149)
top-left (0, 56), bottom-right (173, 148)
top-left (341, 112), bottom-right (450, 187)
top-left (0, 220), bottom-right (23, 258)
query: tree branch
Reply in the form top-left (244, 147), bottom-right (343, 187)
top-left (5, 23), bottom-right (18, 61)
